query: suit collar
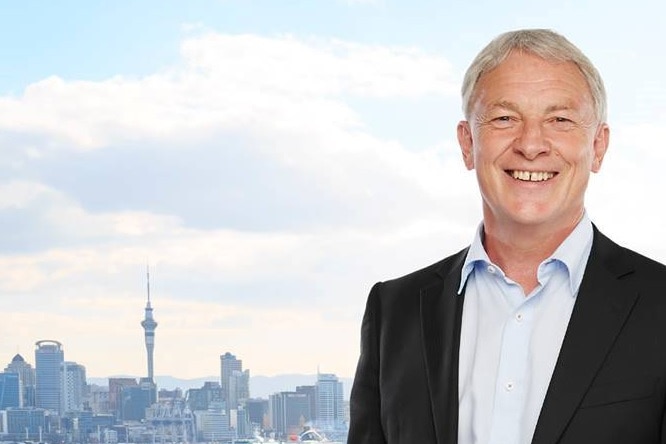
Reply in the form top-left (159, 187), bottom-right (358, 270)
top-left (421, 248), bottom-right (468, 444)
top-left (531, 227), bottom-right (639, 444)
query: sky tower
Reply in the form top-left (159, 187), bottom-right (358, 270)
top-left (141, 266), bottom-right (158, 382)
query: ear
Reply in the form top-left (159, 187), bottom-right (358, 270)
top-left (591, 123), bottom-right (610, 173)
top-left (457, 121), bottom-right (475, 170)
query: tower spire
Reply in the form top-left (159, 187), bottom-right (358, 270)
top-left (146, 264), bottom-right (151, 306)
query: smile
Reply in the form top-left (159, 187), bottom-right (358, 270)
top-left (509, 170), bottom-right (556, 182)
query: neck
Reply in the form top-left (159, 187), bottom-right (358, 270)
top-left (482, 211), bottom-right (583, 294)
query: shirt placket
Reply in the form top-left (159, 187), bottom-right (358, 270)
top-left (487, 276), bottom-right (539, 444)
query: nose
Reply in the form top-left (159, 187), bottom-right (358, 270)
top-left (513, 120), bottom-right (550, 160)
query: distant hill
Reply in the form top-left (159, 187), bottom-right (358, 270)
top-left (88, 374), bottom-right (354, 400)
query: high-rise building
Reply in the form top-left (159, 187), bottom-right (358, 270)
top-left (269, 391), bottom-right (311, 439)
top-left (295, 385), bottom-right (316, 422)
top-left (0, 371), bottom-right (21, 409)
top-left (245, 398), bottom-right (269, 430)
top-left (4, 354), bottom-right (36, 407)
top-left (220, 352), bottom-right (242, 401)
top-left (120, 378), bottom-right (156, 421)
top-left (61, 361), bottom-right (87, 413)
top-left (228, 369), bottom-right (250, 410)
top-left (194, 401), bottom-right (233, 442)
top-left (315, 373), bottom-right (344, 432)
top-left (108, 377), bottom-right (138, 417)
top-left (88, 384), bottom-right (110, 414)
top-left (140, 267), bottom-right (158, 382)
top-left (219, 352), bottom-right (249, 410)
top-left (187, 381), bottom-right (223, 411)
top-left (35, 340), bottom-right (64, 415)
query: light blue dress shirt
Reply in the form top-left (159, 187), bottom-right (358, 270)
top-left (457, 214), bottom-right (594, 444)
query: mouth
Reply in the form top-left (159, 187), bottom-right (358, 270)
top-left (507, 170), bottom-right (557, 182)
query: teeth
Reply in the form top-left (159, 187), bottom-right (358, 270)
top-left (511, 170), bottom-right (555, 182)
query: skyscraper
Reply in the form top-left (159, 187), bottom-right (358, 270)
top-left (35, 340), bottom-right (64, 415)
top-left (0, 372), bottom-right (21, 409)
top-left (220, 352), bottom-right (242, 396)
top-left (269, 391), bottom-right (311, 439)
top-left (61, 361), bottom-right (87, 413)
top-left (140, 266), bottom-right (158, 382)
top-left (108, 377), bottom-right (138, 418)
top-left (219, 352), bottom-right (249, 410)
top-left (315, 373), bottom-right (344, 432)
top-left (4, 354), bottom-right (36, 407)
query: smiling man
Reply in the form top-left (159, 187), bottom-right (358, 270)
top-left (348, 29), bottom-right (666, 444)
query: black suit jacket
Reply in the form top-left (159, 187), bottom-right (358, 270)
top-left (348, 227), bottom-right (666, 443)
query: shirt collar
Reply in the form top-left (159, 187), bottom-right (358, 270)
top-left (458, 212), bottom-right (594, 295)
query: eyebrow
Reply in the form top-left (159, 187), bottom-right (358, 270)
top-left (489, 100), bottom-right (519, 112)
top-left (488, 101), bottom-right (575, 113)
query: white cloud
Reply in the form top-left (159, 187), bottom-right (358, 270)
top-left (0, 33), bottom-right (457, 152)
top-left (586, 119), bottom-right (666, 262)
top-left (0, 31), bottom-right (498, 378)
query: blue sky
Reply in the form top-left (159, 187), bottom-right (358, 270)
top-left (2, 0), bottom-right (666, 381)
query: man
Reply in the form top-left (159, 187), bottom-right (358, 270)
top-left (348, 29), bottom-right (666, 444)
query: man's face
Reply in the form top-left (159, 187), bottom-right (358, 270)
top-left (457, 51), bottom-right (609, 233)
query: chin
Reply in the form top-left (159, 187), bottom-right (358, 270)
top-left (504, 207), bottom-right (559, 227)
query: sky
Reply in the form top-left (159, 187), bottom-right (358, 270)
top-left (2, 0), bottom-right (666, 382)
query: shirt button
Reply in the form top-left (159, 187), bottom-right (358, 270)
top-left (505, 382), bottom-right (515, 391)
top-left (515, 313), bottom-right (524, 322)
top-left (487, 265), bottom-right (496, 274)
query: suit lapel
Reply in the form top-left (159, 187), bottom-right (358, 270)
top-left (532, 228), bottom-right (639, 444)
top-left (420, 249), bottom-right (467, 444)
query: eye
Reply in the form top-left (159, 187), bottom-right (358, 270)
top-left (490, 115), bottom-right (515, 128)
top-left (550, 116), bottom-right (576, 130)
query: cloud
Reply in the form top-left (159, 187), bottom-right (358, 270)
top-left (586, 118), bottom-right (666, 261)
top-left (0, 33), bottom-right (457, 151)
top-left (1, 32), bottom-right (465, 237)
top-left (0, 31), bottom-right (474, 377)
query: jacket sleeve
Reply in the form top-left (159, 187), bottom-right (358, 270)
top-left (347, 282), bottom-right (388, 444)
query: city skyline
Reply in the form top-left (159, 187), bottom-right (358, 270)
top-left (0, 346), bottom-right (353, 400)
top-left (0, 343), bottom-right (349, 443)
top-left (3, 1), bottom-right (666, 379)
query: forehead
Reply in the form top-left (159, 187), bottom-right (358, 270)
top-left (472, 51), bottom-right (593, 111)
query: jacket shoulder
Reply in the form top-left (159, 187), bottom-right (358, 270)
top-left (593, 227), bottom-right (666, 276)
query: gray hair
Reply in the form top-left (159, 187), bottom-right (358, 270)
top-left (461, 29), bottom-right (607, 122)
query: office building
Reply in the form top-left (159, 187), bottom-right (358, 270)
top-left (195, 401), bottom-right (233, 442)
top-left (0, 372), bottom-right (21, 409)
top-left (186, 381), bottom-right (223, 411)
top-left (228, 369), bottom-right (250, 410)
top-left (120, 378), bottom-right (156, 421)
top-left (269, 391), bottom-right (311, 439)
top-left (220, 352), bottom-right (249, 410)
top-left (245, 398), bottom-right (269, 430)
top-left (108, 377), bottom-right (137, 418)
top-left (35, 340), bottom-right (64, 415)
top-left (61, 409), bottom-right (93, 443)
top-left (61, 361), bottom-right (87, 413)
top-left (4, 408), bottom-right (47, 439)
top-left (220, 352), bottom-right (241, 401)
top-left (315, 373), bottom-right (344, 432)
top-left (88, 384), bottom-right (110, 414)
top-left (295, 385), bottom-right (316, 421)
top-left (4, 353), bottom-right (36, 407)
